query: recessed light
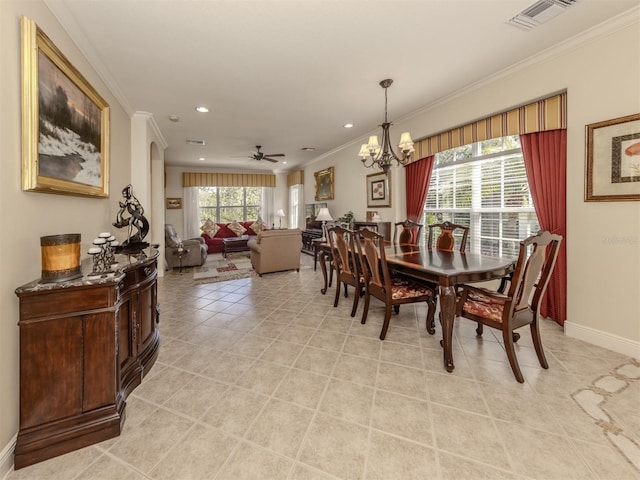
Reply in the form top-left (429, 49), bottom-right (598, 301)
top-left (282, 161), bottom-right (287, 165)
top-left (168, 115), bottom-right (180, 122)
top-left (301, 147), bottom-right (316, 152)
top-left (343, 123), bottom-right (354, 128)
top-left (195, 106), bottom-right (209, 113)
top-left (198, 157), bottom-right (205, 161)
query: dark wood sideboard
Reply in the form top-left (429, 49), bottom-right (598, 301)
top-left (301, 228), bottom-right (323, 256)
top-left (353, 221), bottom-right (392, 242)
top-left (14, 248), bottom-right (160, 469)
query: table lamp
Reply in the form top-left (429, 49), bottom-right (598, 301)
top-left (315, 207), bottom-right (333, 241)
top-left (276, 209), bottom-right (286, 229)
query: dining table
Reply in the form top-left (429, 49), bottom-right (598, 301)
top-left (316, 241), bottom-right (515, 374)
top-left (384, 243), bottom-right (514, 373)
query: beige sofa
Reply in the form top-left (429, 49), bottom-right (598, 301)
top-left (247, 228), bottom-right (303, 276)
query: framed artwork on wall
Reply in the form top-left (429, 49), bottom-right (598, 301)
top-left (314, 167), bottom-right (334, 201)
top-left (166, 197), bottom-right (182, 209)
top-left (585, 113), bottom-right (640, 201)
top-left (366, 171), bottom-right (391, 208)
top-left (21, 16), bottom-right (110, 198)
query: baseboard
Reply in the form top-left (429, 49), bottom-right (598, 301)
top-left (0, 434), bottom-right (16, 480)
top-left (564, 321), bottom-right (640, 360)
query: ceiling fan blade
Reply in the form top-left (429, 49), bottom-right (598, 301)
top-left (264, 153), bottom-right (285, 157)
top-left (264, 157), bottom-right (279, 163)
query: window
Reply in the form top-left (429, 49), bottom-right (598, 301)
top-left (289, 184), bottom-right (301, 229)
top-left (423, 135), bottom-right (539, 258)
top-left (198, 186), bottom-right (261, 223)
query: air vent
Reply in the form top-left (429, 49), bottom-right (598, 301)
top-left (186, 139), bottom-right (205, 146)
top-left (508, 0), bottom-right (577, 31)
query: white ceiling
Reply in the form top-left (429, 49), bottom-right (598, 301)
top-left (45, 0), bottom-right (638, 173)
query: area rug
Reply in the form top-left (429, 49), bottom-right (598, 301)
top-left (193, 254), bottom-right (258, 284)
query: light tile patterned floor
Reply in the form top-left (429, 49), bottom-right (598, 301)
top-left (6, 255), bottom-right (640, 479)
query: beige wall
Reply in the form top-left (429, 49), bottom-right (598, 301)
top-left (304, 18), bottom-right (640, 355)
top-left (0, 1), bottom-right (133, 474)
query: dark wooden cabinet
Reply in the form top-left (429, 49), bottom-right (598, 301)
top-left (353, 221), bottom-right (392, 242)
top-left (301, 229), bottom-right (323, 256)
top-left (14, 249), bottom-right (160, 469)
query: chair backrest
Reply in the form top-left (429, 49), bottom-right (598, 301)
top-left (393, 219), bottom-right (423, 244)
top-left (164, 224), bottom-right (182, 248)
top-left (354, 227), bottom-right (391, 301)
top-left (507, 230), bottom-right (562, 313)
top-left (328, 225), bottom-right (358, 279)
top-left (427, 221), bottom-right (469, 253)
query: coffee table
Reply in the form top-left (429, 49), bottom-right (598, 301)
top-left (222, 236), bottom-right (255, 258)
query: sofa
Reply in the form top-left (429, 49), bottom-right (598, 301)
top-left (200, 220), bottom-right (267, 254)
top-left (247, 228), bottom-right (303, 276)
top-left (165, 224), bottom-right (208, 268)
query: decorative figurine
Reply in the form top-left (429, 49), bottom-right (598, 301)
top-left (112, 184), bottom-right (150, 250)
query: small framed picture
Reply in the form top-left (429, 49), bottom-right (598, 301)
top-left (366, 171), bottom-right (390, 208)
top-left (585, 113), bottom-right (640, 201)
top-left (166, 197), bottom-right (182, 209)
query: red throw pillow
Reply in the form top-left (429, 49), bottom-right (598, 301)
top-left (214, 223), bottom-right (235, 238)
top-left (242, 222), bottom-right (257, 236)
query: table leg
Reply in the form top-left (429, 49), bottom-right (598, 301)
top-left (439, 285), bottom-right (456, 372)
top-left (320, 251), bottom-right (329, 294)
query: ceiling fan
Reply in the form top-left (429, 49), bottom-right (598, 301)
top-left (247, 145), bottom-right (285, 163)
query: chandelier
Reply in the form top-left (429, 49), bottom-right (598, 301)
top-left (358, 79), bottom-right (414, 174)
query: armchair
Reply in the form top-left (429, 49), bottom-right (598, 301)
top-left (247, 228), bottom-right (302, 276)
top-left (164, 224), bottom-right (207, 269)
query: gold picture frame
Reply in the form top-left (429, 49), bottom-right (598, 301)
top-left (314, 166), bottom-right (334, 201)
top-left (585, 113), bottom-right (640, 201)
top-left (166, 197), bottom-right (182, 209)
top-left (21, 16), bottom-right (110, 198)
top-left (366, 171), bottom-right (391, 208)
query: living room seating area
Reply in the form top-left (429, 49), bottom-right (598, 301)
top-left (200, 219), bottom-right (267, 254)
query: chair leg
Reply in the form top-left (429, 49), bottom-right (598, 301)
top-left (502, 328), bottom-right (524, 383)
top-left (344, 283), bottom-right (348, 298)
top-left (426, 297), bottom-right (436, 335)
top-left (360, 289), bottom-right (370, 325)
top-left (530, 318), bottom-right (549, 369)
top-left (333, 280), bottom-right (341, 308)
top-left (393, 305), bottom-right (400, 314)
top-left (350, 284), bottom-right (360, 317)
top-left (476, 323), bottom-right (484, 336)
top-left (379, 303), bottom-right (393, 340)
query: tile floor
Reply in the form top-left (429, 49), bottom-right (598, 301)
top-left (6, 254), bottom-right (640, 480)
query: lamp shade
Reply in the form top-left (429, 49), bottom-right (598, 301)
top-left (276, 209), bottom-right (286, 217)
top-left (315, 208), bottom-right (333, 222)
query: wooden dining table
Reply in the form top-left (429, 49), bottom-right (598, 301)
top-left (384, 244), bottom-right (514, 373)
top-left (316, 241), bottom-right (514, 373)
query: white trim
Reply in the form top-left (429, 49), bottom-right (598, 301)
top-left (565, 321), bottom-right (640, 360)
top-left (0, 434), bottom-right (16, 480)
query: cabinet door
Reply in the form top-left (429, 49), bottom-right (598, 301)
top-left (138, 279), bottom-right (157, 353)
top-left (117, 293), bottom-right (137, 373)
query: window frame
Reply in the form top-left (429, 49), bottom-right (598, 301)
top-left (423, 137), bottom-right (539, 258)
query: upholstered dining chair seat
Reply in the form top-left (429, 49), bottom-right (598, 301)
top-left (390, 276), bottom-right (435, 301)
top-left (460, 287), bottom-right (514, 323)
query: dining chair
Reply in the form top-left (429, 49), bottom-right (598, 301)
top-left (427, 221), bottom-right (469, 253)
top-left (328, 225), bottom-right (364, 317)
top-left (455, 230), bottom-right (562, 383)
top-left (393, 219), bottom-right (423, 244)
top-left (355, 227), bottom-right (437, 340)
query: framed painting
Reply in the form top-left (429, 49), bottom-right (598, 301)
top-left (166, 197), bottom-right (182, 209)
top-left (367, 171), bottom-right (391, 208)
top-left (314, 167), bottom-right (334, 201)
top-left (21, 16), bottom-right (110, 198)
top-left (585, 113), bottom-right (640, 201)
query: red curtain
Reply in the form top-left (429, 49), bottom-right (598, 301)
top-left (405, 156), bottom-right (435, 223)
top-left (520, 130), bottom-right (567, 325)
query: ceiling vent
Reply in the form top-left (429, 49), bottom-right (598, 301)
top-left (508, 0), bottom-right (577, 31)
top-left (185, 139), bottom-right (205, 146)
